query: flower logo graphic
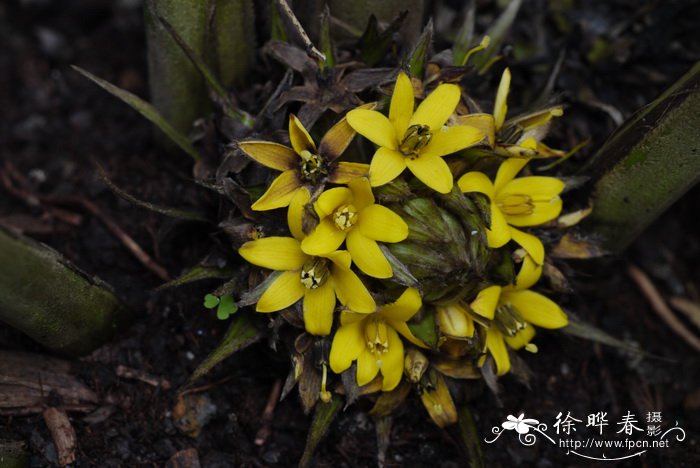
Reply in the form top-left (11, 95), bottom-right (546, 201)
top-left (502, 414), bottom-right (540, 434)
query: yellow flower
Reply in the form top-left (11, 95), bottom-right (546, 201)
top-left (456, 68), bottom-right (564, 157)
top-left (469, 259), bottom-right (568, 375)
top-left (329, 288), bottom-right (426, 391)
top-left (346, 73), bottom-right (483, 194)
top-left (238, 236), bottom-right (375, 336)
top-left (238, 114), bottom-right (369, 211)
top-left (301, 178), bottom-right (408, 278)
top-left (458, 157), bottom-right (564, 266)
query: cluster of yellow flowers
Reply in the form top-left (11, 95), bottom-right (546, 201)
top-left (236, 69), bottom-right (568, 414)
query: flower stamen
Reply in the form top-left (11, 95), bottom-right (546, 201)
top-left (399, 124), bottom-right (432, 157)
top-left (494, 304), bottom-right (527, 337)
top-left (299, 149), bottom-right (326, 183)
top-left (332, 204), bottom-right (358, 231)
top-left (365, 318), bottom-right (390, 354)
top-left (498, 194), bottom-right (535, 216)
top-left (300, 257), bottom-right (330, 289)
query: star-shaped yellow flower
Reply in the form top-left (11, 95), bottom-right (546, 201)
top-left (238, 114), bottom-right (369, 211)
top-left (346, 73), bottom-right (484, 193)
top-left (469, 259), bottom-right (568, 375)
top-left (329, 287), bottom-right (426, 391)
top-left (458, 157), bottom-right (564, 267)
top-left (238, 235), bottom-right (375, 336)
top-left (301, 178), bottom-right (408, 278)
top-left (456, 68), bottom-right (564, 158)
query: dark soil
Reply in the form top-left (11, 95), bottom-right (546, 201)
top-left (1, 0), bottom-right (700, 467)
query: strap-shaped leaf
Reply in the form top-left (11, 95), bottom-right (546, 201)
top-left (73, 66), bottom-right (201, 161)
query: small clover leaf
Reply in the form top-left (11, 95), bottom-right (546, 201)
top-left (203, 293), bottom-right (220, 309)
top-left (216, 295), bottom-right (238, 320)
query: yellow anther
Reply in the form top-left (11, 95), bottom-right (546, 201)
top-left (300, 257), bottom-right (330, 289)
top-left (399, 124), bottom-right (432, 156)
top-left (498, 194), bottom-right (535, 216)
top-left (333, 204), bottom-right (357, 231)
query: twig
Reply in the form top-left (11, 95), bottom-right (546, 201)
top-left (115, 364), bottom-right (172, 389)
top-left (254, 379), bottom-right (283, 446)
top-left (79, 198), bottom-right (170, 281)
top-left (627, 264), bottom-right (700, 352)
top-left (43, 407), bottom-right (77, 466)
top-left (275, 0), bottom-right (326, 63)
top-left (1, 162), bottom-right (169, 280)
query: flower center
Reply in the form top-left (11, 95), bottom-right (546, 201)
top-left (300, 257), bottom-right (330, 289)
top-left (494, 303), bottom-right (527, 337)
top-left (497, 194), bottom-right (535, 216)
top-left (332, 204), bottom-right (358, 231)
top-left (365, 317), bottom-right (390, 355)
top-left (399, 124), bottom-right (432, 157)
top-left (299, 150), bottom-right (326, 184)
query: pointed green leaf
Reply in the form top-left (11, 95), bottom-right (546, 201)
top-left (319, 5), bottom-right (335, 71)
top-left (187, 313), bottom-right (261, 385)
top-left (358, 12), bottom-right (407, 66)
top-left (407, 309), bottom-right (438, 348)
top-left (472, 0), bottom-right (522, 73)
top-left (299, 395), bottom-right (343, 468)
top-left (97, 164), bottom-right (209, 222)
top-left (72, 66), bottom-right (201, 161)
top-left (155, 265), bottom-right (234, 291)
top-left (563, 316), bottom-right (652, 356)
top-left (456, 405), bottom-right (485, 468)
top-left (407, 19), bottom-right (432, 78)
top-left (452, 1), bottom-right (476, 66)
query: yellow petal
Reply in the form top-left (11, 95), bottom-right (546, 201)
top-left (390, 321), bottom-right (428, 348)
top-left (323, 249), bottom-right (351, 270)
top-left (501, 289), bottom-right (568, 329)
top-left (357, 204), bottom-right (408, 243)
top-left (238, 141), bottom-right (297, 171)
top-left (302, 279), bottom-right (336, 336)
top-left (405, 153), bottom-right (453, 194)
top-left (389, 72), bottom-right (415, 138)
top-left (346, 109), bottom-right (397, 150)
top-left (500, 177), bottom-right (564, 226)
top-left (470, 285), bottom-right (502, 320)
top-left (514, 254), bottom-right (543, 290)
top-left (289, 114), bottom-right (316, 154)
top-left (494, 156), bottom-right (528, 193)
top-left (369, 147), bottom-right (406, 187)
top-left (378, 287), bottom-right (422, 323)
top-left (504, 323), bottom-right (536, 350)
top-left (493, 68), bottom-right (511, 130)
top-left (287, 186), bottom-right (310, 241)
top-left (256, 270), bottom-right (305, 312)
top-left (457, 171), bottom-right (496, 199)
top-left (301, 218), bottom-right (346, 256)
top-left (332, 264), bottom-right (376, 313)
top-left (346, 229), bottom-right (392, 279)
top-left (357, 348), bottom-right (380, 386)
top-left (510, 228), bottom-right (545, 265)
top-left (422, 125), bottom-right (485, 157)
top-left (314, 187), bottom-right (352, 218)
top-left (318, 116), bottom-right (354, 161)
top-left (239, 237), bottom-right (306, 271)
top-left (454, 114), bottom-right (496, 147)
top-left (485, 328), bottom-right (511, 376)
top-left (486, 202), bottom-right (511, 248)
top-left (329, 319), bottom-right (366, 373)
top-left (347, 177), bottom-right (375, 210)
top-left (380, 328), bottom-right (405, 391)
top-left (339, 310), bottom-right (367, 326)
top-left (251, 170), bottom-right (301, 211)
top-left (408, 83), bottom-right (460, 130)
top-left (329, 162), bottom-right (369, 184)
top-left (436, 304), bottom-right (474, 338)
